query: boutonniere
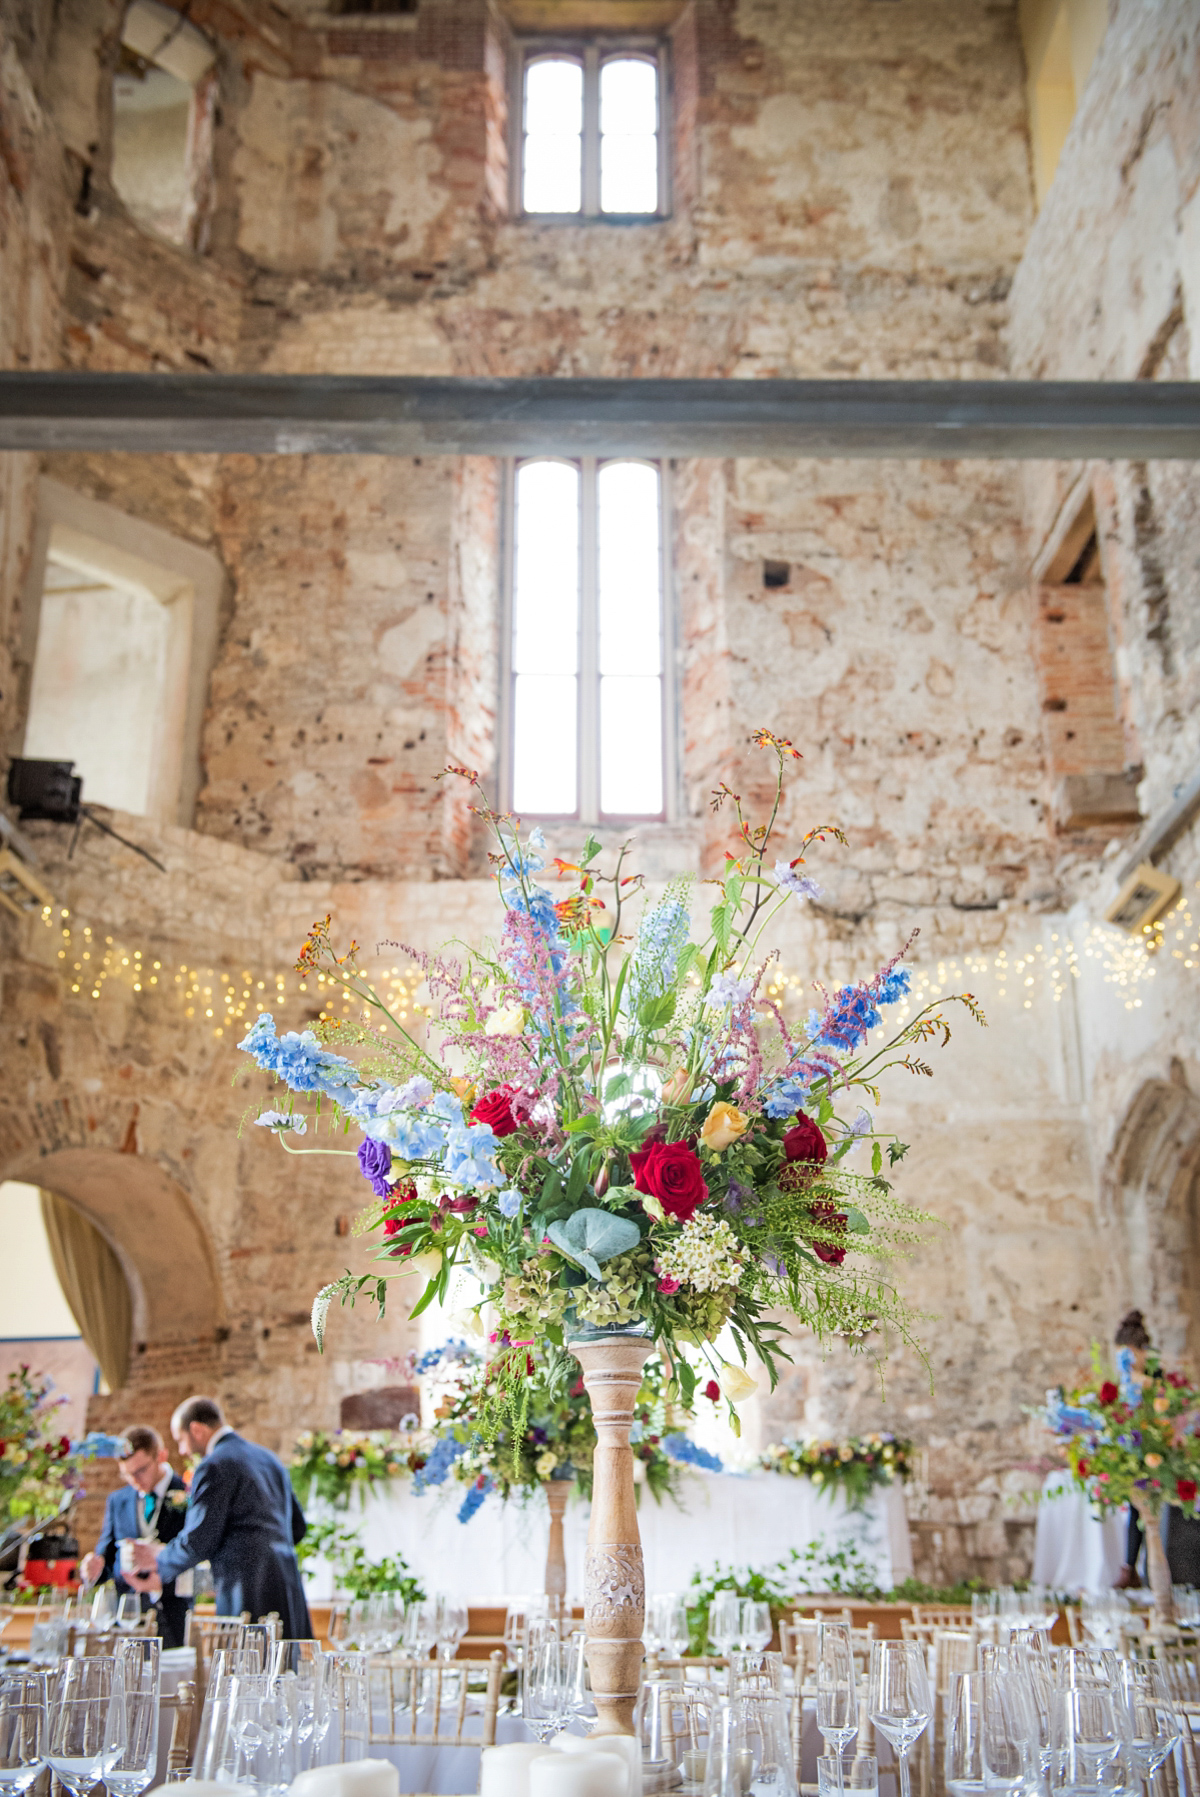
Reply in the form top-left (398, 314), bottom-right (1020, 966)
top-left (166, 1490), bottom-right (189, 1509)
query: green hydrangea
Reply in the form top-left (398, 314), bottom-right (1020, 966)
top-left (574, 1249), bottom-right (650, 1328)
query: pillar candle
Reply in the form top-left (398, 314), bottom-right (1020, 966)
top-left (532, 1748), bottom-right (629, 1797)
top-left (565, 1732), bottom-right (641, 1797)
top-left (480, 1743), bottom-right (550, 1797)
top-left (291, 1762), bottom-right (400, 1797)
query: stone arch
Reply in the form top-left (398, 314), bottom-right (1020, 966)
top-left (0, 1143), bottom-right (224, 1358)
top-left (1105, 1078), bottom-right (1200, 1366)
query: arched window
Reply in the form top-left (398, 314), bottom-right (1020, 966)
top-left (112, 2), bottom-right (216, 247)
top-left (519, 45), bottom-right (667, 219)
top-left (502, 457), bottom-right (672, 821)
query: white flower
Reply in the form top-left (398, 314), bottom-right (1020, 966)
top-left (655, 1214), bottom-right (745, 1294)
top-left (485, 1002), bottom-right (527, 1037)
top-left (772, 861), bottom-right (822, 904)
top-left (703, 971), bottom-right (754, 1010)
top-left (719, 1362), bottom-right (759, 1404)
top-left (255, 1110), bottom-right (307, 1134)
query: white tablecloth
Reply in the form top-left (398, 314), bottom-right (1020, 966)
top-left (301, 1470), bottom-right (913, 1603)
top-left (367, 1711), bottom-right (527, 1793)
top-left (1032, 1468), bottom-right (1127, 1591)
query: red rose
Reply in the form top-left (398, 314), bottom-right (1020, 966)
top-left (1077, 1458), bottom-right (1089, 1476)
top-left (1098, 1382), bottom-right (1119, 1406)
top-left (704, 1380), bottom-right (721, 1403)
top-left (1178, 1478), bottom-right (1197, 1505)
top-left (784, 1117), bottom-right (828, 1165)
top-left (809, 1200), bottom-right (847, 1267)
top-left (1168, 1372), bottom-right (1187, 1388)
top-left (630, 1140), bottom-right (709, 1222)
top-left (470, 1086), bottom-right (526, 1137)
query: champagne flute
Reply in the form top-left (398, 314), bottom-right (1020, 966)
top-left (944, 1672), bottom-right (985, 1797)
top-left (816, 1621), bottom-right (858, 1797)
top-left (867, 1640), bottom-right (931, 1797)
top-left (0, 1672), bottom-right (47, 1796)
top-left (102, 1645), bottom-right (159, 1797)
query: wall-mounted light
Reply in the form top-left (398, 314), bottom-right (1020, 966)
top-left (1105, 860), bottom-right (1183, 938)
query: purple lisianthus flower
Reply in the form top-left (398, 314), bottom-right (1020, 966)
top-left (358, 1137), bottom-right (393, 1197)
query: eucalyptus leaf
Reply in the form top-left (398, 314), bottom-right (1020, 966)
top-left (546, 1207), bottom-right (642, 1281)
top-left (844, 1207), bottom-right (871, 1234)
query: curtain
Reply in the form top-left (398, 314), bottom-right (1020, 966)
top-left (39, 1191), bottom-right (132, 1393)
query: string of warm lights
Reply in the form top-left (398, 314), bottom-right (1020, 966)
top-left (27, 883), bottom-right (1200, 1040)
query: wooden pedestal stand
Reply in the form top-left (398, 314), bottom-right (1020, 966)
top-left (1137, 1496), bottom-right (1175, 1624)
top-left (544, 1479), bottom-right (570, 1600)
top-left (571, 1331), bottom-right (653, 1737)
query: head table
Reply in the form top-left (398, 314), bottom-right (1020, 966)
top-left (300, 1467), bottom-right (913, 1603)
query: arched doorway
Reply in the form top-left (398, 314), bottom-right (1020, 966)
top-left (1105, 1078), bottom-right (1200, 1366)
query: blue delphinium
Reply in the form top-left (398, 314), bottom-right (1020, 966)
top-left (875, 967), bottom-right (911, 1005)
top-left (413, 1434), bottom-right (469, 1493)
top-left (762, 1072), bottom-right (815, 1119)
top-left (238, 1014), bottom-right (359, 1104)
top-left (457, 1477), bottom-right (494, 1522)
top-left (626, 894), bottom-right (690, 1014)
top-left (663, 1434), bottom-right (723, 1473)
top-left (73, 1431), bottom-right (130, 1458)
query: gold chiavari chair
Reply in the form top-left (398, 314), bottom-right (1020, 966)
top-left (644, 1653), bottom-right (729, 1682)
top-left (163, 1679), bottom-right (196, 1771)
top-left (183, 1615), bottom-right (248, 1719)
top-left (367, 1651), bottom-right (505, 1753)
top-left (910, 1606), bottom-right (974, 1632)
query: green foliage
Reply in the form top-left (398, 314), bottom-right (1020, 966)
top-left (297, 1518), bottom-right (424, 1602)
top-left (759, 1433), bottom-right (915, 1508)
top-left (0, 1367), bottom-right (82, 1529)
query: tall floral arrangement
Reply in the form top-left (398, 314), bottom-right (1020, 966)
top-left (758, 1432), bottom-right (914, 1508)
top-left (1046, 1347), bottom-right (1200, 1520)
top-left (239, 732), bottom-right (981, 1430)
top-left (411, 1341), bottom-right (721, 1522)
top-left (0, 1368), bottom-right (85, 1529)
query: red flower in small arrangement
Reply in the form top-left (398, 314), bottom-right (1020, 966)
top-left (1098, 1382), bottom-right (1119, 1406)
top-left (784, 1117), bottom-right (828, 1165)
top-left (1168, 1372), bottom-right (1188, 1389)
top-left (704, 1380), bottom-right (721, 1403)
top-left (630, 1140), bottom-right (709, 1222)
top-left (809, 1201), bottom-right (848, 1267)
top-left (1077, 1458), bottom-right (1089, 1476)
top-left (470, 1086), bottom-right (526, 1137)
top-left (1178, 1478), bottom-right (1198, 1504)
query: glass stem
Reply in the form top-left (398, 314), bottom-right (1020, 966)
top-left (897, 1747), bottom-right (912, 1797)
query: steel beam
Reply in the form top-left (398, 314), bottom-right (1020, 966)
top-left (1, 372), bottom-right (1199, 458)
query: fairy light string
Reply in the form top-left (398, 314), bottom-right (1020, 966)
top-left (27, 887), bottom-right (1198, 1039)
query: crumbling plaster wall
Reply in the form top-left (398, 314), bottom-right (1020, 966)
top-left (2, 0), bottom-right (1187, 1583)
top-left (1009, 0), bottom-right (1200, 1415)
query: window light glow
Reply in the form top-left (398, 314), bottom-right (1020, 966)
top-left (523, 58), bottom-right (583, 214)
top-left (600, 58), bottom-right (659, 214)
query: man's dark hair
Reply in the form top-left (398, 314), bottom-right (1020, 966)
top-left (172, 1395), bottom-right (225, 1432)
top-left (118, 1425), bottom-right (162, 1460)
top-left (1115, 1308), bottom-right (1152, 1350)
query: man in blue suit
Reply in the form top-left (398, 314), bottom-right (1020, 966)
top-left (129, 1395), bottom-right (311, 1638)
top-left (79, 1425), bottom-right (192, 1648)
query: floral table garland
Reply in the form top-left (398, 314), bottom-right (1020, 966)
top-left (238, 730), bottom-right (981, 1731)
top-left (758, 1432), bottom-right (914, 1508)
top-left (1045, 1345), bottom-right (1200, 1619)
top-left (411, 1340), bottom-right (722, 1523)
top-left (288, 1427), bottom-right (430, 1510)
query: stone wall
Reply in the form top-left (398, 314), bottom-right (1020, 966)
top-left (0, 0), bottom-right (1198, 1587)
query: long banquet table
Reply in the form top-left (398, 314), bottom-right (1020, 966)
top-left (300, 1468), bottom-right (913, 1603)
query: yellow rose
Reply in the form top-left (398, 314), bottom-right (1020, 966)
top-left (449, 1076), bottom-right (477, 1106)
top-left (485, 1003), bottom-right (527, 1037)
top-left (719, 1362), bottom-right (758, 1404)
top-left (1145, 1453), bottom-right (1163, 1468)
top-left (700, 1102), bottom-right (749, 1154)
top-left (1154, 1396), bottom-right (1171, 1413)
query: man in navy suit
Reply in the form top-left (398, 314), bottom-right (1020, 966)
top-left (79, 1425), bottom-right (192, 1648)
top-left (129, 1395), bottom-right (311, 1638)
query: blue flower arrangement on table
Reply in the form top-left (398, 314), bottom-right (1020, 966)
top-left (237, 730), bottom-right (984, 1432)
top-left (410, 1340), bottom-right (722, 1521)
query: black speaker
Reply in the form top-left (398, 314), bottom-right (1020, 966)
top-left (6, 758), bottom-right (83, 822)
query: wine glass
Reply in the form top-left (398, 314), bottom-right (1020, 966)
top-left (225, 1673), bottom-right (287, 1795)
top-left (102, 1645), bottom-right (159, 1797)
top-left (709, 1593), bottom-right (741, 1659)
top-left (816, 1621), bottom-right (858, 1795)
top-left (739, 1602), bottom-right (772, 1653)
top-left (436, 1599), bottom-right (468, 1662)
top-left (662, 1596), bottom-right (691, 1658)
top-left (740, 1693), bottom-right (799, 1797)
top-left (1112, 1659), bottom-right (1180, 1781)
top-left (404, 1600), bottom-right (438, 1661)
top-left (89, 1587), bottom-right (118, 1633)
top-left (944, 1672), bottom-right (985, 1797)
top-left (112, 1598), bottom-right (141, 1636)
top-left (1049, 1683), bottom-right (1123, 1795)
top-left (979, 1669), bottom-right (1037, 1796)
top-left (522, 1630), bottom-right (573, 1744)
top-left (271, 1641), bottom-right (326, 1778)
top-left (867, 1640), bottom-right (931, 1797)
top-left (0, 1671), bottom-right (47, 1796)
top-left (46, 1657), bottom-right (127, 1797)
top-left (325, 1659), bottom-right (369, 1764)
